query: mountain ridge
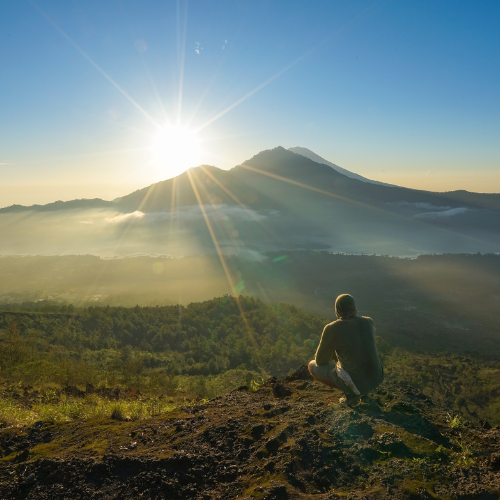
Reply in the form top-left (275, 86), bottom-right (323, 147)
top-left (0, 147), bottom-right (350, 213)
top-left (2, 146), bottom-right (500, 213)
top-left (2, 146), bottom-right (500, 256)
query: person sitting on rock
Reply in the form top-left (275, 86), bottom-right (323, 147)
top-left (308, 294), bottom-right (384, 406)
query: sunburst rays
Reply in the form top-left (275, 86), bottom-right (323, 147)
top-left (175, 0), bottom-right (189, 127)
top-left (30, 0), bottom-right (500, 376)
top-left (30, 2), bottom-right (161, 131)
top-left (186, 168), bottom-right (268, 373)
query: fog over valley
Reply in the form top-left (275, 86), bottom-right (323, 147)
top-left (2, 148), bottom-right (500, 258)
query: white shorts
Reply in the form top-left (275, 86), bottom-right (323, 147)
top-left (308, 360), bottom-right (353, 394)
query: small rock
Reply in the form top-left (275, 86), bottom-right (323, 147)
top-left (390, 401), bottom-right (415, 413)
top-left (285, 364), bottom-right (313, 381)
top-left (251, 424), bottom-right (265, 439)
top-left (479, 419), bottom-right (492, 430)
top-left (15, 449), bottom-right (29, 462)
top-left (271, 383), bottom-right (292, 399)
top-left (24, 473), bottom-right (35, 484)
top-left (265, 437), bottom-right (281, 454)
top-left (489, 452), bottom-right (500, 471)
top-left (110, 409), bottom-right (123, 421)
top-left (231, 385), bottom-right (249, 393)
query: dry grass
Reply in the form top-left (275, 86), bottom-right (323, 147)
top-left (0, 392), bottom-right (187, 429)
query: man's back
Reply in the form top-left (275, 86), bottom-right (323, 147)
top-left (315, 316), bottom-right (383, 395)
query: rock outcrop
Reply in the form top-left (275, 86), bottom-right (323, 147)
top-left (0, 367), bottom-right (499, 499)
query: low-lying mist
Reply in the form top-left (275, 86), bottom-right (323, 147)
top-left (2, 201), bottom-right (499, 258)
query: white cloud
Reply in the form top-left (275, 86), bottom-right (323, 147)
top-left (101, 205), bottom-right (272, 226)
top-left (415, 207), bottom-right (469, 219)
top-left (389, 201), bottom-right (451, 211)
top-left (105, 211), bottom-right (145, 224)
top-left (179, 204), bottom-right (269, 222)
top-left (148, 204), bottom-right (271, 223)
top-left (79, 220), bottom-right (94, 225)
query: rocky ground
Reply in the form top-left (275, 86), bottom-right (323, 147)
top-left (0, 366), bottom-right (499, 499)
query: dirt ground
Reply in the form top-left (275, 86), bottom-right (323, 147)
top-left (1, 367), bottom-right (499, 499)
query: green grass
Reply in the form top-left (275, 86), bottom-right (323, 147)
top-left (446, 413), bottom-right (464, 429)
top-left (453, 438), bottom-right (475, 467)
top-left (0, 392), bottom-right (189, 428)
top-left (250, 377), bottom-right (264, 392)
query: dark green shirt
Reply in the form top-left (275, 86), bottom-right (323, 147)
top-left (315, 316), bottom-right (384, 395)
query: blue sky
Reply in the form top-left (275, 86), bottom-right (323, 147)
top-left (1, 0), bottom-right (500, 205)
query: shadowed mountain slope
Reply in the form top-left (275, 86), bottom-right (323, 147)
top-left (236, 147), bottom-right (500, 211)
top-left (114, 164), bottom-right (279, 213)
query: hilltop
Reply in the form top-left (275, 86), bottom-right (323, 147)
top-left (0, 369), bottom-right (499, 499)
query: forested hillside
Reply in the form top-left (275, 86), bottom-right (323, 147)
top-left (1, 296), bottom-right (499, 427)
top-left (0, 296), bottom-right (323, 382)
top-left (2, 252), bottom-right (500, 357)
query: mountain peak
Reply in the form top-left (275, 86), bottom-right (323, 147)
top-left (236, 146), bottom-right (343, 178)
top-left (242, 146), bottom-right (292, 163)
top-left (289, 146), bottom-right (395, 187)
top-left (289, 146), bottom-right (342, 170)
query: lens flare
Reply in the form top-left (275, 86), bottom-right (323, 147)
top-left (152, 262), bottom-right (164, 274)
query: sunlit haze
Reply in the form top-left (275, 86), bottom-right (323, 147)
top-left (1, 1), bottom-right (500, 206)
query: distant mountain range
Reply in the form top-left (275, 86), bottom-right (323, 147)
top-left (2, 146), bottom-right (500, 213)
top-left (1, 146), bottom-right (500, 256)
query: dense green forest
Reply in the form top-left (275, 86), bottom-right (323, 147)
top-left (2, 252), bottom-right (500, 357)
top-left (0, 296), bottom-right (324, 382)
top-left (1, 296), bottom-right (499, 426)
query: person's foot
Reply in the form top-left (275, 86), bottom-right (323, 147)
top-left (339, 394), bottom-right (361, 407)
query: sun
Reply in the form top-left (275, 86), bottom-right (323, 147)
top-left (151, 125), bottom-right (201, 179)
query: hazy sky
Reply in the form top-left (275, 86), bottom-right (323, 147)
top-left (1, 0), bottom-right (500, 206)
